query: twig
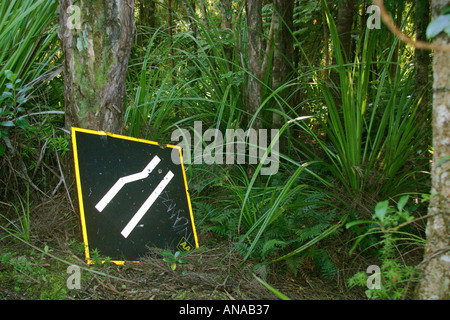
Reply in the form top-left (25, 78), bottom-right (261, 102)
top-left (51, 178), bottom-right (64, 197)
top-left (0, 201), bottom-right (12, 207)
top-left (32, 139), bottom-right (48, 180)
top-left (21, 111), bottom-right (65, 119)
top-left (16, 157), bottom-right (48, 197)
top-left (386, 212), bottom-right (440, 233)
top-left (53, 129), bottom-right (76, 213)
top-left (373, 0), bottom-right (450, 52)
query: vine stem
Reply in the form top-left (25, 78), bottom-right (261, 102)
top-left (373, 0), bottom-right (450, 52)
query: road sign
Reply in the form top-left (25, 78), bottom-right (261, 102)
top-left (71, 127), bottom-right (198, 264)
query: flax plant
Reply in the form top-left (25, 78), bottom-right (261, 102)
top-left (297, 2), bottom-right (430, 202)
top-left (0, 0), bottom-right (59, 93)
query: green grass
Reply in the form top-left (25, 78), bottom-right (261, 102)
top-left (0, 185), bottom-right (31, 242)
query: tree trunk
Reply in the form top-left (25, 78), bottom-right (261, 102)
top-left (181, 0), bottom-right (198, 51)
top-left (58, 0), bottom-right (135, 134)
top-left (416, 0), bottom-right (450, 300)
top-left (138, 0), bottom-right (156, 28)
top-left (200, 0), bottom-right (210, 29)
top-left (221, 0), bottom-right (232, 30)
top-left (167, 0), bottom-right (176, 78)
top-left (389, 0), bottom-right (405, 79)
top-left (271, 0), bottom-right (294, 129)
top-left (330, 0), bottom-right (354, 107)
top-left (335, 0), bottom-right (354, 62)
top-left (246, 0), bottom-right (263, 130)
top-left (322, 4), bottom-right (330, 72)
top-left (414, 0), bottom-right (432, 114)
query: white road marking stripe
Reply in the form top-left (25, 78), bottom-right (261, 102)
top-left (121, 171), bottom-right (174, 239)
top-left (95, 156), bottom-right (161, 212)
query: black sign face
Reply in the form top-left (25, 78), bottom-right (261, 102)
top-left (71, 127), bottom-right (198, 264)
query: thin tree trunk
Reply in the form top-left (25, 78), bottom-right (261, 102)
top-left (181, 0), bottom-right (196, 31)
top-left (181, 0), bottom-right (198, 51)
top-left (200, 0), bottom-right (210, 29)
top-left (416, 0), bottom-right (450, 300)
top-left (167, 0), bottom-right (176, 85)
top-left (322, 4), bottom-right (330, 72)
top-left (330, 0), bottom-right (354, 107)
top-left (415, 0), bottom-right (432, 113)
top-left (246, 0), bottom-right (263, 130)
top-left (335, 0), bottom-right (354, 62)
top-left (139, 0), bottom-right (156, 28)
top-left (221, 0), bottom-right (232, 29)
top-left (390, 0), bottom-right (405, 79)
top-left (271, 0), bottom-right (294, 130)
top-left (261, 13), bottom-right (275, 81)
top-left (58, 0), bottom-right (135, 133)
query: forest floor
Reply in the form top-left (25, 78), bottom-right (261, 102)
top-left (0, 193), bottom-right (369, 300)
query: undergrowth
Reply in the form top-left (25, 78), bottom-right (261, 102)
top-left (0, 0), bottom-right (433, 300)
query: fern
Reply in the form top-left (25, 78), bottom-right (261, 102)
top-left (296, 223), bottom-right (332, 242)
top-left (284, 248), bottom-right (337, 279)
top-left (261, 239), bottom-right (288, 259)
top-left (195, 200), bottom-right (240, 238)
top-left (312, 249), bottom-right (337, 279)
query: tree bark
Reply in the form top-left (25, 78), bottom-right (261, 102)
top-left (167, 0), bottom-right (176, 86)
top-left (138, 0), bottom-right (156, 28)
top-left (200, 0), bottom-right (210, 29)
top-left (246, 0), bottom-right (263, 130)
top-left (181, 0), bottom-right (198, 50)
top-left (330, 0), bottom-right (354, 107)
top-left (389, 0), bottom-right (405, 79)
top-left (414, 0), bottom-right (432, 113)
top-left (271, 0), bottom-right (294, 129)
top-left (322, 4), bottom-right (330, 71)
top-left (221, 0), bottom-right (232, 30)
top-left (416, 0), bottom-right (450, 300)
top-left (335, 0), bottom-right (354, 62)
top-left (58, 0), bottom-right (135, 134)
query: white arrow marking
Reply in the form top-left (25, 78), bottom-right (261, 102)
top-left (121, 170), bottom-right (174, 239)
top-left (95, 156), bottom-right (161, 212)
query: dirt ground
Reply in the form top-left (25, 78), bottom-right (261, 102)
top-left (0, 193), bottom-right (366, 301)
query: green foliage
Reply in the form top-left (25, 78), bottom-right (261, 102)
top-left (0, 184), bottom-right (31, 242)
top-left (194, 201), bottom-right (240, 238)
top-left (293, 0), bottom-right (324, 51)
top-left (295, 2), bottom-right (430, 209)
top-left (125, 4), bottom-right (340, 276)
top-left (346, 195), bottom-right (426, 299)
top-left (161, 250), bottom-right (190, 271)
top-left (0, 249), bottom-right (67, 300)
top-left (0, 0), bottom-right (436, 299)
top-left (0, 0), bottom-right (64, 199)
top-left (426, 5), bottom-right (450, 39)
top-left (89, 248), bottom-right (112, 267)
top-left (0, 71), bottom-right (32, 155)
top-left (253, 274), bottom-right (291, 300)
top-left (426, 14), bottom-right (450, 38)
top-left (0, 0), bottom-right (59, 93)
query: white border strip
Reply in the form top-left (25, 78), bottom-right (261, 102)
top-left (95, 156), bottom-right (161, 212)
top-left (121, 171), bottom-right (174, 239)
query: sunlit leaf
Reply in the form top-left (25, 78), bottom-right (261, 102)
top-left (374, 200), bottom-right (389, 221)
top-left (426, 14), bottom-right (450, 39)
top-left (397, 195), bottom-right (409, 212)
